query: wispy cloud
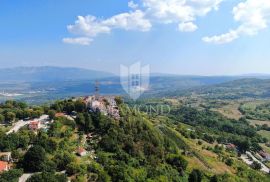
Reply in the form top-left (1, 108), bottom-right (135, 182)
top-left (128, 1), bottom-right (139, 9)
top-left (64, 10), bottom-right (151, 45)
top-left (62, 37), bottom-right (93, 45)
top-left (203, 0), bottom-right (270, 44)
top-left (178, 22), bottom-right (198, 32)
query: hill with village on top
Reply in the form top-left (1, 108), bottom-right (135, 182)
top-left (0, 77), bottom-right (270, 182)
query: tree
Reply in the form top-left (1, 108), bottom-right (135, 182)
top-left (251, 161), bottom-right (262, 170)
top-left (225, 158), bottom-right (233, 166)
top-left (26, 172), bottom-right (67, 182)
top-left (210, 174), bottom-right (232, 182)
top-left (30, 110), bottom-right (42, 119)
top-left (48, 110), bottom-right (56, 120)
top-left (115, 96), bottom-right (123, 105)
top-left (188, 169), bottom-right (203, 182)
top-left (210, 175), bottom-right (218, 182)
top-left (74, 100), bottom-right (86, 112)
top-left (18, 102), bottom-right (27, 109)
top-left (34, 132), bottom-right (58, 153)
top-left (166, 154), bottom-right (188, 175)
top-left (0, 133), bottom-right (25, 151)
top-left (11, 149), bottom-right (22, 162)
top-left (0, 114), bottom-right (5, 124)
top-left (4, 100), bottom-right (14, 108)
top-left (18, 131), bottom-right (31, 150)
top-left (203, 134), bottom-right (215, 144)
top-left (53, 152), bottom-right (75, 171)
top-left (41, 160), bottom-right (57, 173)
top-left (88, 161), bottom-right (111, 182)
top-left (64, 102), bottom-right (75, 114)
top-left (235, 138), bottom-right (250, 153)
top-left (23, 145), bottom-right (47, 172)
top-left (75, 113), bottom-right (85, 127)
top-left (5, 112), bottom-right (16, 123)
top-left (51, 102), bottom-right (62, 112)
top-left (15, 110), bottom-right (24, 120)
top-left (84, 113), bottom-right (94, 132)
top-left (0, 169), bottom-right (23, 182)
top-left (66, 162), bottom-right (87, 176)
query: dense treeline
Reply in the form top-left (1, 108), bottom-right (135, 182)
top-left (0, 130), bottom-right (34, 152)
top-left (171, 107), bottom-right (257, 137)
top-left (169, 107), bottom-right (264, 153)
top-left (90, 104), bottom-right (190, 181)
top-left (239, 102), bottom-right (270, 121)
top-left (0, 100), bottom-right (43, 124)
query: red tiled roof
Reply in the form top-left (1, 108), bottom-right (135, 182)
top-left (0, 161), bottom-right (8, 172)
top-left (29, 121), bottom-right (40, 130)
top-left (77, 147), bottom-right (86, 154)
top-left (227, 143), bottom-right (236, 149)
top-left (55, 113), bottom-right (65, 117)
top-left (30, 121), bottom-right (39, 125)
top-left (259, 151), bottom-right (270, 158)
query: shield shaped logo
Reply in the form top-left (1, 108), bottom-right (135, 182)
top-left (120, 62), bottom-right (150, 100)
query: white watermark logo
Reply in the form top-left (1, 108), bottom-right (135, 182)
top-left (120, 62), bottom-right (150, 100)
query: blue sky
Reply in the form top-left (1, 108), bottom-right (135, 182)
top-left (1, 0), bottom-right (270, 75)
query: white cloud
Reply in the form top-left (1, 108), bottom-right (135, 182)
top-left (178, 22), bottom-right (198, 32)
top-left (64, 10), bottom-right (151, 45)
top-left (69, 10), bottom-right (151, 34)
top-left (203, 0), bottom-right (270, 44)
top-left (142, 0), bottom-right (223, 28)
top-left (62, 37), bottom-right (93, 45)
top-left (128, 1), bottom-right (139, 9)
top-left (67, 15), bottom-right (111, 37)
top-left (202, 30), bottom-right (238, 44)
top-left (102, 10), bottom-right (152, 32)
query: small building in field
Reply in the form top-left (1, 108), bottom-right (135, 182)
top-left (258, 151), bottom-right (270, 161)
top-left (55, 112), bottom-right (65, 117)
top-left (226, 143), bottom-right (237, 150)
top-left (0, 161), bottom-right (9, 173)
top-left (76, 147), bottom-right (87, 157)
top-left (0, 152), bottom-right (11, 162)
top-left (28, 121), bottom-right (41, 131)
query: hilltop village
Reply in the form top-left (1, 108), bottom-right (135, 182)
top-left (82, 95), bottom-right (120, 120)
top-left (0, 94), bottom-right (121, 182)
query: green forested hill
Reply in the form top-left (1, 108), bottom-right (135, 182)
top-left (1, 98), bottom-right (269, 182)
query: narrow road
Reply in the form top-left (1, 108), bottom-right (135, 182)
top-left (19, 171), bottom-right (65, 182)
top-left (6, 120), bottom-right (30, 134)
top-left (19, 173), bottom-right (33, 182)
top-left (6, 115), bottom-right (49, 135)
top-left (241, 151), bottom-right (270, 173)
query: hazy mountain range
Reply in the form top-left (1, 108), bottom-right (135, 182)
top-left (0, 66), bottom-right (115, 82)
top-left (0, 66), bottom-right (270, 104)
top-left (1, 66), bottom-right (270, 83)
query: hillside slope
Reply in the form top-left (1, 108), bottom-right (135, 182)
top-left (166, 78), bottom-right (270, 100)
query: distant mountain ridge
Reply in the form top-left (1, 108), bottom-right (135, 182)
top-left (0, 66), bottom-right (115, 82)
top-left (1, 66), bottom-right (270, 103)
top-left (1, 66), bottom-right (270, 83)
